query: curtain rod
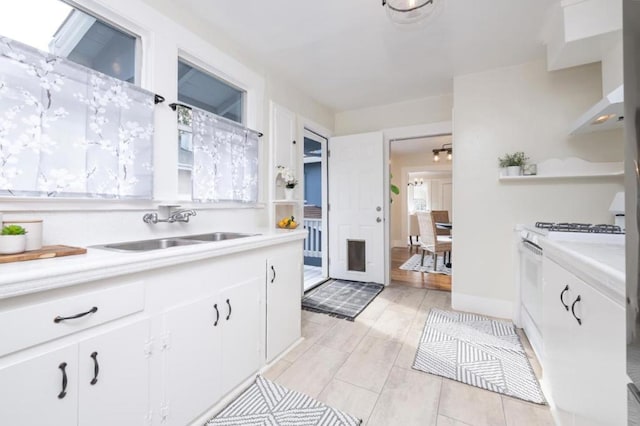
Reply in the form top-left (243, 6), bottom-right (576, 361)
top-left (168, 102), bottom-right (263, 138)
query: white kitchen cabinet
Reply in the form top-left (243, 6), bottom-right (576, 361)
top-left (542, 257), bottom-right (625, 426)
top-left (161, 295), bottom-right (221, 426)
top-left (0, 319), bottom-right (150, 426)
top-left (78, 319), bottom-right (151, 426)
top-left (0, 344), bottom-right (78, 425)
top-left (266, 246), bottom-right (302, 361)
top-left (219, 276), bottom-right (262, 395)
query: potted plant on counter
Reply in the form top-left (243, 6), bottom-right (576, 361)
top-left (498, 151), bottom-right (529, 176)
top-left (0, 225), bottom-right (27, 255)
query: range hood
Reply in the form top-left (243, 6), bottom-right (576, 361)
top-left (569, 85), bottom-right (624, 135)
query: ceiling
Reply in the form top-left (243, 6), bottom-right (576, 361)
top-left (176, 0), bottom-right (556, 111)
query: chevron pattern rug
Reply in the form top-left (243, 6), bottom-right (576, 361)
top-left (206, 375), bottom-right (361, 425)
top-left (413, 309), bottom-right (546, 404)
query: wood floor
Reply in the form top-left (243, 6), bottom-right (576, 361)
top-left (264, 285), bottom-right (552, 426)
top-left (391, 246), bottom-right (452, 292)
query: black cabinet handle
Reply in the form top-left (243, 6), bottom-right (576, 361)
top-left (213, 304), bottom-right (219, 326)
top-left (54, 306), bottom-right (98, 323)
top-left (226, 299), bottom-right (232, 320)
top-left (271, 265), bottom-right (276, 283)
top-left (560, 285), bottom-right (569, 311)
top-left (90, 352), bottom-right (99, 385)
top-left (58, 362), bottom-right (68, 399)
top-left (571, 295), bottom-right (582, 325)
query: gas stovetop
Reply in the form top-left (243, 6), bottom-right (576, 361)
top-left (535, 222), bottom-right (624, 234)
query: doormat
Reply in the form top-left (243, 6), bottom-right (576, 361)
top-left (206, 375), bottom-right (361, 425)
top-left (302, 279), bottom-right (384, 321)
top-left (413, 308), bottom-right (546, 405)
top-left (399, 253), bottom-right (451, 275)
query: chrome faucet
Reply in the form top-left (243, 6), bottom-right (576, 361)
top-left (143, 205), bottom-right (197, 224)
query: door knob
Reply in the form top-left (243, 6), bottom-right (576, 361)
top-left (376, 206), bottom-right (382, 212)
top-left (376, 217), bottom-right (382, 223)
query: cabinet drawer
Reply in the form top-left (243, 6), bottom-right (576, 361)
top-left (0, 281), bottom-right (144, 357)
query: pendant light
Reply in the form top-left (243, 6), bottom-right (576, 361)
top-left (432, 143), bottom-right (452, 162)
top-left (382, 0), bottom-right (443, 25)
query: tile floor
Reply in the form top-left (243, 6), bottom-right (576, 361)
top-left (263, 284), bottom-right (554, 426)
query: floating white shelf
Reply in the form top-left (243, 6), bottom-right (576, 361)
top-left (499, 157), bottom-right (624, 181)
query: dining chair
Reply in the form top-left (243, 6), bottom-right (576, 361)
top-left (416, 211), bottom-right (452, 271)
top-left (431, 210), bottom-right (451, 236)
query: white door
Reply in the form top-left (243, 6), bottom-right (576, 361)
top-left (0, 345), bottom-right (78, 425)
top-left (78, 319), bottom-right (151, 426)
top-left (162, 296), bottom-right (221, 426)
top-left (329, 131), bottom-right (385, 283)
top-left (219, 276), bottom-right (262, 394)
top-left (266, 248), bottom-right (302, 361)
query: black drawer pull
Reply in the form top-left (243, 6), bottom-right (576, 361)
top-left (271, 265), bottom-right (276, 283)
top-left (571, 295), bottom-right (582, 325)
top-left (54, 306), bottom-right (98, 323)
top-left (58, 362), bottom-right (68, 399)
top-left (226, 299), bottom-right (232, 320)
top-left (90, 352), bottom-right (99, 385)
top-left (560, 285), bottom-right (569, 311)
top-left (213, 304), bottom-right (219, 326)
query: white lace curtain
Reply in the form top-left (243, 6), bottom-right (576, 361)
top-left (0, 37), bottom-right (155, 199)
top-left (192, 108), bottom-right (259, 203)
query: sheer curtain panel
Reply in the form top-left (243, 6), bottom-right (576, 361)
top-left (0, 37), bottom-right (154, 199)
top-left (192, 108), bottom-right (259, 203)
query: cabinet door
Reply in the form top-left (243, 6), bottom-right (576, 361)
top-left (219, 276), bottom-right (262, 394)
top-left (271, 102), bottom-right (297, 171)
top-left (162, 296), bottom-right (221, 426)
top-left (266, 250), bottom-right (302, 361)
top-left (542, 258), bottom-right (580, 422)
top-left (78, 319), bottom-right (150, 426)
top-left (0, 345), bottom-right (78, 425)
top-left (569, 278), bottom-right (626, 426)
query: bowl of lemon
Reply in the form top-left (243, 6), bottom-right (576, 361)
top-left (277, 216), bottom-right (298, 229)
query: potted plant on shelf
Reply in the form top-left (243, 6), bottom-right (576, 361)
top-left (277, 166), bottom-right (298, 200)
top-left (498, 152), bottom-right (529, 176)
top-left (0, 225), bottom-right (28, 255)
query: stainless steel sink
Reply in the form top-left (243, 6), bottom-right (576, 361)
top-left (179, 232), bottom-right (257, 242)
top-left (94, 238), bottom-right (204, 252)
top-left (92, 232), bottom-right (257, 252)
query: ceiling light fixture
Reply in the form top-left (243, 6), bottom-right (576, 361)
top-left (432, 143), bottom-right (452, 162)
top-left (382, 0), bottom-right (443, 25)
top-left (408, 178), bottom-right (424, 186)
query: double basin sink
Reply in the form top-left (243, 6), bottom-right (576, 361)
top-left (93, 232), bottom-right (257, 252)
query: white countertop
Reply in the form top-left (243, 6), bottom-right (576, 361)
top-left (539, 237), bottom-right (625, 304)
top-left (0, 228), bottom-right (306, 300)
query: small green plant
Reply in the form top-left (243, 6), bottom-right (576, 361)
top-left (390, 174), bottom-right (400, 203)
top-left (1, 225), bottom-right (27, 236)
top-left (498, 152), bottom-right (529, 168)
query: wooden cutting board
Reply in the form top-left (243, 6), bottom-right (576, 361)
top-left (0, 245), bottom-right (87, 264)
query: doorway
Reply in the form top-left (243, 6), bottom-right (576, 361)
top-left (303, 128), bottom-right (329, 291)
top-left (388, 134), bottom-right (453, 291)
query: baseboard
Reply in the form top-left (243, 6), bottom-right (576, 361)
top-left (451, 292), bottom-right (513, 319)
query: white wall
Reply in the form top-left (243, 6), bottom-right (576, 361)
top-left (334, 94), bottom-right (453, 136)
top-left (452, 60), bottom-right (624, 318)
top-left (1, 0), bottom-right (334, 247)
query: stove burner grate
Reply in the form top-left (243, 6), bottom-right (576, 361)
top-left (535, 222), bottom-right (623, 234)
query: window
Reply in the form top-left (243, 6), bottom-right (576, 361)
top-left (1, 0), bottom-right (139, 84)
top-left (177, 60), bottom-right (244, 124)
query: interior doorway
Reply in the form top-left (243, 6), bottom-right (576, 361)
top-left (303, 128), bottom-right (329, 291)
top-left (388, 133), bottom-right (453, 291)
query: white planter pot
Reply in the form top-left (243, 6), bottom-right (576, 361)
top-left (284, 187), bottom-right (294, 200)
top-left (506, 166), bottom-right (522, 176)
top-left (4, 220), bottom-right (42, 251)
top-left (0, 235), bottom-right (27, 255)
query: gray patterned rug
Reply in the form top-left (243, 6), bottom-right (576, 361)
top-left (413, 309), bottom-right (546, 404)
top-left (302, 279), bottom-right (384, 321)
top-left (399, 253), bottom-right (451, 275)
top-left (206, 375), bottom-right (361, 425)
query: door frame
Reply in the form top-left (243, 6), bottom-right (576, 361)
top-left (298, 116), bottom-right (332, 284)
top-left (383, 121), bottom-right (453, 285)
